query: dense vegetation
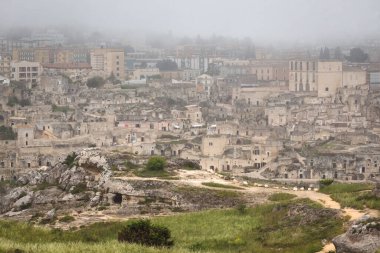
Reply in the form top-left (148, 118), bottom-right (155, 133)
top-left (0, 199), bottom-right (344, 253)
top-left (146, 156), bottom-right (167, 171)
top-left (319, 183), bottom-right (380, 210)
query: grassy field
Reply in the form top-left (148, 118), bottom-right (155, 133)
top-left (201, 182), bottom-right (244, 190)
top-left (319, 183), bottom-right (380, 210)
top-left (268, 193), bottom-right (297, 202)
top-left (0, 198), bottom-right (344, 253)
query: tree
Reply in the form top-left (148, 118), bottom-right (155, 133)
top-left (86, 76), bottom-right (105, 88)
top-left (118, 219), bottom-right (173, 247)
top-left (157, 60), bottom-right (178, 71)
top-left (346, 47), bottom-right (368, 63)
top-left (319, 47), bottom-right (330, 60)
top-left (334, 47), bottom-right (343, 60)
top-left (107, 72), bottom-right (121, 85)
top-left (0, 126), bottom-right (17, 140)
top-left (206, 63), bottom-right (220, 76)
top-left (146, 156), bottom-right (166, 171)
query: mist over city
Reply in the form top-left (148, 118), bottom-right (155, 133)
top-left (0, 1), bottom-right (380, 253)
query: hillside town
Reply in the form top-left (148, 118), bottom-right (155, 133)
top-left (2, 1), bottom-right (380, 253)
top-left (1, 31), bottom-right (380, 184)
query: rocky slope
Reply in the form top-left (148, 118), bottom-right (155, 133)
top-left (333, 216), bottom-right (380, 253)
top-left (0, 148), bottom-right (246, 222)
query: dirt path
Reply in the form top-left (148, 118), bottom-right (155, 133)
top-left (172, 170), bottom-right (379, 253)
top-left (70, 169), bottom-right (379, 253)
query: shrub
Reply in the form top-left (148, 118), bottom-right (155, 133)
top-left (319, 179), bottom-right (334, 187)
top-left (63, 152), bottom-right (78, 168)
top-left (87, 76), bottom-right (105, 88)
top-left (71, 183), bottom-right (87, 194)
top-left (59, 215), bottom-right (75, 223)
top-left (118, 219), bottom-right (173, 247)
top-left (146, 156), bottom-right (166, 171)
top-left (236, 203), bottom-right (247, 214)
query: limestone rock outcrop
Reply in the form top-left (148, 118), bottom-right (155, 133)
top-left (333, 215), bottom-right (380, 253)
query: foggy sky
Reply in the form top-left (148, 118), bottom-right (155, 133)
top-left (1, 0), bottom-right (380, 44)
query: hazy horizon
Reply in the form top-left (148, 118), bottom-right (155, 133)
top-left (1, 0), bottom-right (380, 45)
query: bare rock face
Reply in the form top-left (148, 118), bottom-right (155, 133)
top-left (0, 148), bottom-right (112, 215)
top-left (333, 216), bottom-right (380, 253)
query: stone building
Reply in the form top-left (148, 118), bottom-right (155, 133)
top-left (11, 61), bottom-right (43, 84)
top-left (90, 48), bottom-right (125, 79)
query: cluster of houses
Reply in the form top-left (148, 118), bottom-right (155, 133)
top-left (1, 32), bottom-right (380, 182)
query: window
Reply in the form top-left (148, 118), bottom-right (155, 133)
top-left (209, 142), bottom-right (213, 146)
top-left (325, 87), bottom-right (329, 91)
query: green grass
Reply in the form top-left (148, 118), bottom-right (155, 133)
top-left (52, 104), bottom-right (73, 113)
top-left (58, 215), bottom-right (75, 223)
top-left (268, 193), bottom-right (297, 202)
top-left (0, 199), bottom-right (344, 253)
top-left (201, 182), bottom-right (244, 190)
top-left (319, 183), bottom-right (374, 194)
top-left (134, 169), bottom-right (176, 179)
top-left (330, 192), bottom-right (380, 210)
top-left (319, 183), bottom-right (379, 210)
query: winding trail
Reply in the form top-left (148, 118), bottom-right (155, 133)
top-left (173, 170), bottom-right (379, 253)
top-left (68, 169), bottom-right (379, 252)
